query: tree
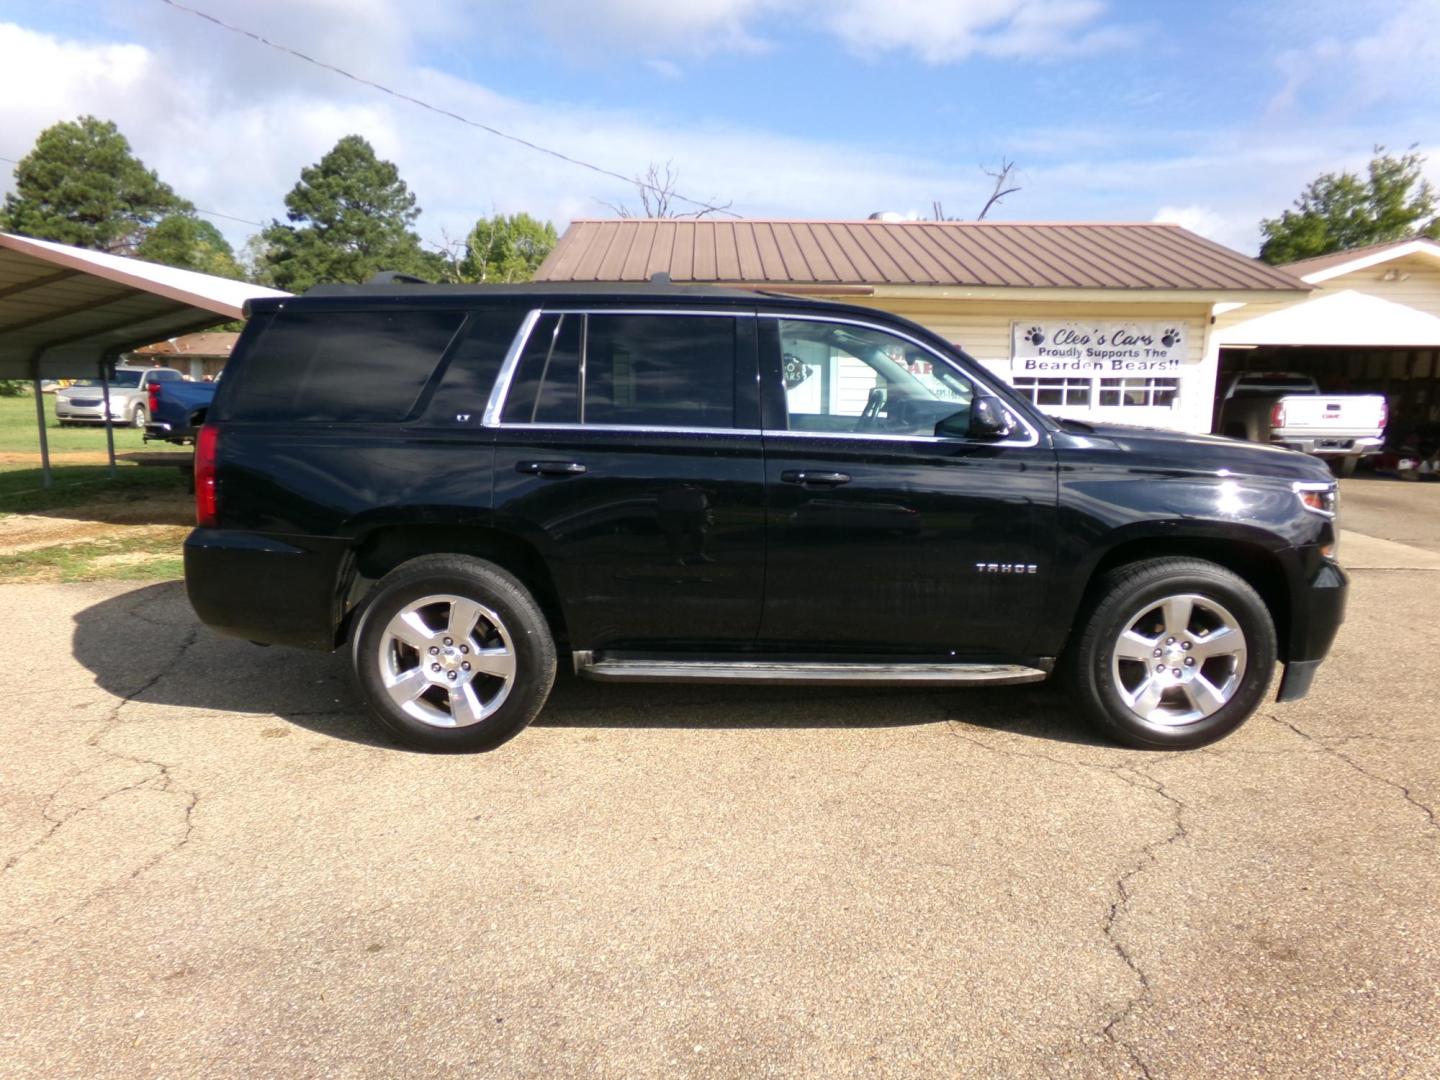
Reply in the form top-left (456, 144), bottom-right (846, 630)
top-left (1259, 147), bottom-right (1439, 264)
top-left (136, 214), bottom-right (243, 279)
top-left (456, 213), bottom-right (558, 283)
top-left (0, 116), bottom-right (187, 253)
top-left (930, 158), bottom-right (1022, 222)
top-left (603, 161), bottom-right (732, 219)
top-left (259, 135), bottom-right (430, 291)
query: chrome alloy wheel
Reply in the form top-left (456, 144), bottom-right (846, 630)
top-left (377, 594), bottom-right (516, 728)
top-left (1110, 593), bottom-right (1248, 727)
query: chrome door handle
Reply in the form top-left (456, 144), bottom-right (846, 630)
top-left (780, 470), bottom-right (851, 487)
top-left (517, 461), bottom-right (587, 476)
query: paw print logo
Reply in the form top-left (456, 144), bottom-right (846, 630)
top-left (1024, 326), bottom-right (1045, 346)
top-left (1161, 327), bottom-right (1182, 348)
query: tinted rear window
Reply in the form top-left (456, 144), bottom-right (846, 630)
top-left (422, 307), bottom-right (529, 426)
top-left (225, 310), bottom-right (464, 422)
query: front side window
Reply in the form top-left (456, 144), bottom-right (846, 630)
top-left (776, 319), bottom-right (972, 437)
top-left (500, 312), bottom-right (738, 429)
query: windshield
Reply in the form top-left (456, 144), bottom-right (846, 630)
top-left (69, 370), bottom-right (143, 388)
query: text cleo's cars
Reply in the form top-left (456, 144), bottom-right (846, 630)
top-left (183, 283), bottom-right (1346, 752)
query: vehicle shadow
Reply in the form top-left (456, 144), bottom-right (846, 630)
top-left (71, 580), bottom-right (1108, 752)
top-left (0, 464), bottom-right (192, 526)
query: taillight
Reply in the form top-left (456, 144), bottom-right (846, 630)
top-left (148, 381), bottom-right (161, 413)
top-left (1269, 400), bottom-right (1286, 429)
top-left (195, 425), bottom-right (219, 527)
top-left (1379, 397), bottom-right (1388, 430)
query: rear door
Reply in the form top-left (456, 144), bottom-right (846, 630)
top-left (757, 314), bottom-right (1057, 658)
top-left (490, 307), bottom-right (766, 651)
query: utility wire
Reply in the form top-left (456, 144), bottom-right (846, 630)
top-left (156, 0), bottom-right (740, 218)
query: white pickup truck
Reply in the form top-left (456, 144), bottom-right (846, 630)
top-left (1217, 372), bottom-right (1387, 476)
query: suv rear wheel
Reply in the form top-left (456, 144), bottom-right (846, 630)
top-left (351, 555), bottom-right (556, 751)
top-left (131, 403), bottom-right (148, 428)
top-left (1067, 557), bottom-right (1276, 749)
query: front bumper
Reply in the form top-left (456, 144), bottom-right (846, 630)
top-left (1276, 558), bottom-right (1348, 702)
top-left (55, 399), bottom-right (127, 422)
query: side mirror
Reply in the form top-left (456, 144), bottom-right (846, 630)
top-left (935, 395), bottom-right (1014, 440)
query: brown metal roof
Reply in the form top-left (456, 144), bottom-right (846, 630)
top-left (536, 219), bottom-right (1309, 293)
top-left (1279, 237), bottom-right (1440, 276)
top-left (133, 332), bottom-right (238, 358)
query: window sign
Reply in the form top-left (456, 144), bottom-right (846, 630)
top-left (1011, 322), bottom-right (1186, 375)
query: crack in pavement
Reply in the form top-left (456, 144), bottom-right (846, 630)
top-left (942, 723), bottom-right (1189, 1079)
top-left (1270, 714), bottom-right (1438, 836)
top-left (1, 618), bottom-right (203, 936)
top-left (1097, 766), bottom-right (1188, 1080)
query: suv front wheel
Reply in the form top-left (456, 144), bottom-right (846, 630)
top-left (1067, 557), bottom-right (1277, 749)
top-left (351, 555), bottom-right (556, 751)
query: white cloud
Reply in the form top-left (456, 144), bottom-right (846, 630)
top-left (0, 20), bottom-right (985, 249)
top-left (1266, 0), bottom-right (1440, 116)
top-left (1152, 204), bottom-right (1228, 241)
top-left (823, 0), bottom-right (1132, 63)
top-left (464, 0), bottom-right (1128, 62)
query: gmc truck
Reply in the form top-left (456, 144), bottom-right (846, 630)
top-left (184, 283), bottom-right (1347, 753)
top-left (1218, 372), bottom-right (1387, 476)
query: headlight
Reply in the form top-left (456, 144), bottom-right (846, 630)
top-left (1294, 481), bottom-right (1337, 518)
top-left (1295, 481), bottom-right (1339, 559)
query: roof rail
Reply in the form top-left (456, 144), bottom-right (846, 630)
top-left (367, 271), bottom-right (431, 285)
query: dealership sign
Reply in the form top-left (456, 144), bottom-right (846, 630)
top-left (1011, 322), bottom-right (1187, 374)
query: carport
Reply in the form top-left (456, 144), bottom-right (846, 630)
top-left (0, 232), bottom-right (286, 486)
top-left (1213, 239), bottom-right (1440, 440)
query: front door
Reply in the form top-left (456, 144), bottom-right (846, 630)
top-left (757, 315), bottom-right (1057, 658)
top-left (491, 308), bottom-right (766, 651)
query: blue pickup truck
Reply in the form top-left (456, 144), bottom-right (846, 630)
top-left (144, 374), bottom-right (218, 445)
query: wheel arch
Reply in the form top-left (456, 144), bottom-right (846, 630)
top-left (337, 524), bottom-right (568, 648)
top-left (1068, 532), bottom-right (1294, 662)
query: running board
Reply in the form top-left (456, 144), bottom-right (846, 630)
top-left (573, 654), bottom-right (1049, 687)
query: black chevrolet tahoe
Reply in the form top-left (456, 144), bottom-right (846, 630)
top-left (184, 283), bottom-right (1347, 752)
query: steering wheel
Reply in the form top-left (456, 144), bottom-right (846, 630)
top-left (855, 386), bottom-right (887, 432)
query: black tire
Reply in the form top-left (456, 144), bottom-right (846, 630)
top-left (131, 404), bottom-right (148, 428)
top-left (1335, 455), bottom-right (1358, 478)
top-left (350, 554), bottom-right (556, 752)
top-left (1065, 557), bottom-right (1277, 749)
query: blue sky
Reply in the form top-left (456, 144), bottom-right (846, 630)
top-left (2, 0), bottom-right (1437, 254)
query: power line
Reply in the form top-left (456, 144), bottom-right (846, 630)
top-left (2, 152), bottom-right (265, 227)
top-left (156, 0), bottom-right (740, 218)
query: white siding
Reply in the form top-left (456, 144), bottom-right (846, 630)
top-left (1324, 254), bottom-right (1440, 318)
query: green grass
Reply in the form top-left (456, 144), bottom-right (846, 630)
top-left (0, 532), bottom-right (186, 583)
top-left (0, 389), bottom-right (149, 457)
top-left (0, 465), bottom-right (186, 515)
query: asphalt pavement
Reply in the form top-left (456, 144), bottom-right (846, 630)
top-left (2, 477), bottom-right (1437, 1077)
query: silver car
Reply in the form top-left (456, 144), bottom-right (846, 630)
top-left (54, 367), bottom-right (184, 428)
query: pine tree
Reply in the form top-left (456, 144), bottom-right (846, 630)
top-left (0, 116), bottom-right (187, 253)
top-left (260, 135), bottom-right (430, 291)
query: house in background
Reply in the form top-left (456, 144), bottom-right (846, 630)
top-left (129, 331), bottom-right (238, 380)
